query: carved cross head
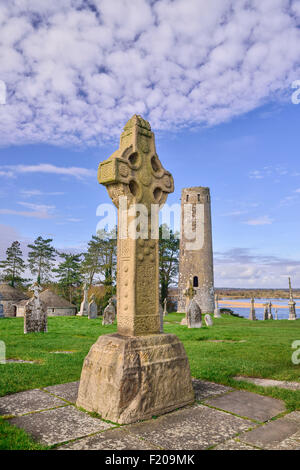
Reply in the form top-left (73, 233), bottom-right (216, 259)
top-left (184, 278), bottom-right (196, 300)
top-left (98, 115), bottom-right (174, 210)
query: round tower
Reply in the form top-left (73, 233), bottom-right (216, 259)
top-left (177, 187), bottom-right (215, 314)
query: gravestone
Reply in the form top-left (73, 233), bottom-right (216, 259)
top-left (159, 301), bottom-right (164, 333)
top-left (187, 298), bottom-right (202, 328)
top-left (205, 314), bottom-right (213, 327)
top-left (249, 297), bottom-right (256, 321)
top-left (78, 282), bottom-right (88, 316)
top-left (24, 284), bottom-right (47, 334)
top-left (181, 278), bottom-right (196, 325)
top-left (263, 303), bottom-right (269, 321)
top-left (163, 298), bottom-right (167, 316)
top-left (214, 293), bottom-right (221, 318)
top-left (88, 294), bottom-right (98, 319)
top-left (288, 277), bottom-right (297, 320)
top-left (0, 293), bottom-right (4, 318)
top-left (102, 298), bottom-right (116, 325)
top-left (76, 115), bottom-right (194, 424)
top-left (268, 302), bottom-right (273, 320)
top-left (275, 308), bottom-right (278, 320)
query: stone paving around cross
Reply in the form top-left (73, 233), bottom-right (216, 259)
top-left (1, 379), bottom-right (299, 450)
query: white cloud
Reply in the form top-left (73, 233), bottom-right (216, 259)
top-left (0, 163), bottom-right (96, 179)
top-left (20, 189), bottom-right (65, 197)
top-left (0, 201), bottom-right (55, 219)
top-left (0, 1), bottom-right (300, 146)
top-left (244, 215), bottom-right (273, 226)
top-left (214, 247), bottom-right (300, 288)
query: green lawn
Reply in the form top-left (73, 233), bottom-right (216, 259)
top-left (0, 314), bottom-right (299, 449)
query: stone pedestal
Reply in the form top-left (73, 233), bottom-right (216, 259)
top-left (76, 333), bottom-right (194, 424)
top-left (288, 300), bottom-right (297, 320)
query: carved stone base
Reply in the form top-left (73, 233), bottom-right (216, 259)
top-left (76, 333), bottom-right (194, 424)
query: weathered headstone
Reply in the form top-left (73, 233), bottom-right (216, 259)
top-left (102, 298), bottom-right (116, 325)
top-left (88, 294), bottom-right (98, 319)
top-left (268, 301), bottom-right (273, 320)
top-left (187, 298), bottom-right (202, 328)
top-left (181, 278), bottom-right (196, 325)
top-left (24, 284), bottom-right (47, 334)
top-left (214, 293), bottom-right (221, 318)
top-left (159, 302), bottom-right (164, 333)
top-left (0, 293), bottom-right (4, 318)
top-left (163, 297), bottom-right (167, 316)
top-left (263, 303), bottom-right (269, 321)
top-left (205, 314), bottom-right (213, 327)
top-left (76, 115), bottom-right (194, 424)
top-left (288, 277), bottom-right (297, 320)
top-left (249, 297), bottom-right (256, 321)
top-left (78, 282), bottom-right (89, 316)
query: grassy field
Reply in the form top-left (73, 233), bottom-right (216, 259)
top-left (0, 314), bottom-right (300, 449)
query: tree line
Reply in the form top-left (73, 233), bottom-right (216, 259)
top-left (0, 225), bottom-right (179, 311)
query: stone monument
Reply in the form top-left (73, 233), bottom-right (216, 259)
top-left (24, 284), bottom-right (47, 334)
top-left (78, 282), bottom-right (89, 316)
top-left (275, 308), bottom-right (278, 320)
top-left (249, 297), bottom-right (256, 321)
top-left (0, 293), bottom-right (4, 318)
top-left (205, 314), bottom-right (213, 327)
top-left (102, 297), bottom-right (116, 325)
top-left (163, 298), bottom-right (167, 316)
top-left (263, 303), bottom-right (269, 321)
top-left (159, 302), bottom-right (164, 333)
top-left (181, 278), bottom-right (196, 325)
top-left (288, 277), bottom-right (297, 320)
top-left (88, 294), bottom-right (98, 319)
top-left (178, 187), bottom-right (215, 314)
top-left (76, 115), bottom-right (194, 423)
top-left (268, 301), bottom-right (273, 320)
top-left (187, 298), bottom-right (202, 328)
top-left (214, 293), bottom-right (221, 318)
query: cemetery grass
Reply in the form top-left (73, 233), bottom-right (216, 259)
top-left (0, 314), bottom-right (300, 449)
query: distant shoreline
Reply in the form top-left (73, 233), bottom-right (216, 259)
top-left (219, 300), bottom-right (300, 309)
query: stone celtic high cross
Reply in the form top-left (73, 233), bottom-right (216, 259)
top-left (77, 115), bottom-right (193, 424)
top-left (98, 114), bottom-right (174, 336)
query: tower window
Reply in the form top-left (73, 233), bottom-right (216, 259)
top-left (193, 276), bottom-right (198, 287)
top-left (186, 195), bottom-right (189, 202)
top-left (197, 194), bottom-right (200, 202)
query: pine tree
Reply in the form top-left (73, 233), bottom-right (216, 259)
top-left (27, 236), bottom-right (56, 284)
top-left (0, 241), bottom-right (26, 287)
top-left (159, 224), bottom-right (180, 304)
top-left (81, 228), bottom-right (117, 287)
top-left (53, 253), bottom-right (83, 303)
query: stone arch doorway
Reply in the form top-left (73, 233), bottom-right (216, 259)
top-left (193, 276), bottom-right (198, 288)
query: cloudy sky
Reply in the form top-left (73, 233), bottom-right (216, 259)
top-left (1, 0), bottom-right (300, 287)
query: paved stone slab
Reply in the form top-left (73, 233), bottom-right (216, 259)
top-left (9, 405), bottom-right (114, 445)
top-left (239, 417), bottom-right (300, 450)
top-left (234, 376), bottom-right (300, 391)
top-left (213, 439), bottom-right (258, 450)
top-left (192, 379), bottom-right (233, 401)
top-left (205, 390), bottom-right (285, 422)
top-left (44, 382), bottom-right (79, 403)
top-left (59, 428), bottom-right (159, 450)
top-left (0, 389), bottom-right (65, 416)
top-left (127, 404), bottom-right (252, 450)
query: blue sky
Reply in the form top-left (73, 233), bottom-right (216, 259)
top-left (1, 1), bottom-right (300, 287)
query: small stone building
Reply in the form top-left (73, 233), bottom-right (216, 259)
top-left (39, 289), bottom-right (77, 316)
top-left (16, 288), bottom-right (77, 317)
top-left (0, 283), bottom-right (29, 317)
